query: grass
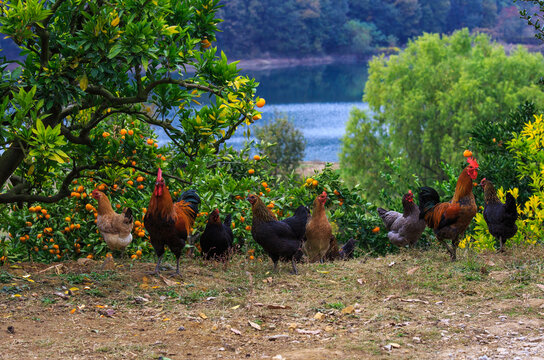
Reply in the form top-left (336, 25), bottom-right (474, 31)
top-left (1, 245), bottom-right (543, 359)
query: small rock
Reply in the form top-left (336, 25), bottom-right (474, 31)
top-left (268, 334), bottom-right (289, 341)
top-left (178, 326), bottom-right (186, 331)
top-left (7, 326), bottom-right (14, 334)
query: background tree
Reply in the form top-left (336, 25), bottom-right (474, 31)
top-left (0, 0), bottom-right (260, 205)
top-left (341, 29), bottom-right (544, 203)
top-left (254, 113), bottom-right (306, 176)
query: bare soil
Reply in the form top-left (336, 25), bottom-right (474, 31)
top-left (1, 247), bottom-right (544, 359)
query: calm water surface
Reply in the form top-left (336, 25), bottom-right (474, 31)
top-left (234, 62), bottom-right (369, 162)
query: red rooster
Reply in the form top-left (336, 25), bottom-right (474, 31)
top-left (418, 157), bottom-right (479, 260)
top-left (144, 169), bottom-right (200, 276)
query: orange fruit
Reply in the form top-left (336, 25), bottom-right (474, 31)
top-left (136, 176), bottom-right (144, 182)
top-left (248, 169), bottom-right (255, 175)
top-left (245, 225), bottom-right (251, 231)
top-left (77, 186), bottom-right (84, 192)
top-left (249, 255), bottom-right (254, 260)
top-left (136, 250), bottom-right (142, 256)
top-left (334, 190), bottom-right (340, 196)
top-left (240, 216), bottom-right (245, 222)
top-left (267, 203), bottom-right (274, 209)
top-left (87, 254), bottom-right (93, 259)
top-left (312, 180), bottom-right (318, 186)
top-left (256, 98), bottom-right (266, 108)
top-left (131, 254), bottom-right (137, 260)
top-left (35, 205), bottom-right (42, 212)
top-left (266, 188), bottom-right (271, 193)
top-left (261, 181), bottom-right (268, 188)
top-left (254, 155), bottom-right (261, 161)
top-left (29, 206), bottom-right (36, 213)
top-left (98, 184), bottom-right (106, 191)
top-left (127, 180), bottom-right (134, 186)
top-left (135, 221), bottom-right (142, 227)
top-left (137, 184), bottom-right (144, 190)
top-left (116, 204), bottom-right (121, 209)
top-left (146, 138), bottom-right (154, 145)
top-left (232, 221), bottom-right (235, 228)
top-left (201, 39), bottom-right (211, 48)
top-left (102, 132), bottom-right (110, 138)
top-left (65, 217), bottom-right (71, 222)
top-left (120, 129), bottom-right (127, 136)
top-left (41, 209), bottom-right (47, 214)
top-left (85, 204), bottom-right (94, 211)
top-left (45, 214), bottom-right (50, 219)
top-left (463, 150), bottom-right (473, 157)
top-left (372, 226), bottom-right (380, 233)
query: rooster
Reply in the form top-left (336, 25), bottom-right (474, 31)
top-left (480, 178), bottom-right (518, 252)
top-left (418, 157), bottom-right (479, 260)
top-left (304, 191), bottom-right (333, 263)
top-left (91, 190), bottom-right (133, 254)
top-left (200, 209), bottom-right (234, 260)
top-left (247, 194), bottom-right (308, 274)
top-left (377, 190), bottom-right (426, 248)
top-left (144, 168), bottom-right (200, 276)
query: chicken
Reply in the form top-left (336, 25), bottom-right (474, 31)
top-left (144, 168), bottom-right (200, 275)
top-left (377, 190), bottom-right (426, 247)
top-left (247, 194), bottom-right (308, 274)
top-left (304, 191), bottom-right (333, 263)
top-left (200, 209), bottom-right (234, 260)
top-left (325, 237), bottom-right (357, 261)
top-left (418, 157), bottom-right (479, 260)
top-left (480, 178), bottom-right (518, 252)
top-left (91, 190), bottom-right (133, 254)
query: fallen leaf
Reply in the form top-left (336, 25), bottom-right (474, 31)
top-left (159, 275), bottom-right (178, 287)
top-left (296, 328), bottom-right (321, 335)
top-left (313, 312), bottom-right (325, 320)
top-left (262, 277), bottom-right (273, 283)
top-left (341, 305), bottom-right (355, 315)
top-left (324, 325), bottom-right (333, 332)
top-left (267, 304), bottom-right (291, 310)
top-left (199, 312), bottom-right (208, 319)
top-left (288, 323), bottom-right (298, 331)
top-left (248, 320), bottom-right (262, 330)
top-left (211, 325), bottom-right (218, 331)
top-left (70, 308), bottom-right (76, 314)
top-left (162, 318), bottom-right (170, 322)
top-left (389, 342), bottom-right (401, 348)
top-left (69, 287), bottom-right (79, 292)
top-left (388, 261), bottom-right (395, 267)
top-left (400, 298), bottom-right (429, 305)
top-left (406, 266), bottom-right (420, 275)
top-left (230, 305), bottom-right (240, 310)
top-left (268, 334), bottom-right (289, 341)
top-left (316, 270), bottom-right (329, 274)
top-left (230, 327), bottom-right (242, 335)
top-left (357, 278), bottom-right (365, 285)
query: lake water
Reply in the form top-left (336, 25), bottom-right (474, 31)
top-left (234, 62), bottom-right (369, 162)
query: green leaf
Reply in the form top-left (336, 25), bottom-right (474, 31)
top-left (108, 44), bottom-right (123, 59)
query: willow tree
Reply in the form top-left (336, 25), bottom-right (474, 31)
top-left (0, 0), bottom-right (260, 204)
top-left (341, 29), bottom-right (544, 202)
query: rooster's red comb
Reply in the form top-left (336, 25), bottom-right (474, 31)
top-left (157, 168), bottom-right (163, 181)
top-left (408, 189), bottom-right (412, 195)
top-left (466, 157), bottom-right (478, 168)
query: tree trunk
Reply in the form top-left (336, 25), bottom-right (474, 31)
top-left (0, 144), bottom-right (25, 190)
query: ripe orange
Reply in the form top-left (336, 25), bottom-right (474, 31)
top-left (240, 216), bottom-right (245, 222)
top-left (252, 114), bottom-right (262, 120)
top-left (87, 254), bottom-right (93, 259)
top-left (312, 180), bottom-right (318, 186)
top-left (65, 217), bottom-right (71, 222)
top-left (463, 150), bottom-right (473, 157)
top-left (248, 169), bottom-right (255, 175)
top-left (146, 138), bottom-right (154, 145)
top-left (134, 220), bottom-right (142, 227)
top-left (245, 225), bottom-right (251, 231)
top-left (136, 176), bottom-right (144, 182)
top-left (45, 214), bottom-right (50, 219)
top-left (201, 39), bottom-right (211, 48)
top-left (85, 204), bottom-right (94, 211)
top-left (249, 255), bottom-right (255, 260)
top-left (137, 184), bottom-right (144, 190)
top-left (136, 250), bottom-right (142, 256)
top-left (131, 254), bottom-right (138, 260)
top-left (102, 132), bottom-right (110, 138)
top-left (232, 221), bottom-right (235, 228)
top-left (372, 226), bottom-right (380, 233)
top-left (41, 209), bottom-right (47, 214)
top-left (35, 205), bottom-right (42, 212)
top-left (127, 180), bottom-right (134, 186)
top-left (261, 181), bottom-right (268, 188)
top-left (128, 130), bottom-right (134, 136)
top-left (98, 184), bottom-right (106, 191)
top-left (77, 185), bottom-right (84, 192)
top-left (116, 204), bottom-right (121, 209)
top-left (334, 190), bottom-right (340, 196)
top-left (120, 129), bottom-right (127, 136)
top-left (256, 98), bottom-right (266, 108)
top-left (254, 155), bottom-right (261, 161)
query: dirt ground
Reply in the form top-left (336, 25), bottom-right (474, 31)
top-left (1, 247), bottom-right (544, 359)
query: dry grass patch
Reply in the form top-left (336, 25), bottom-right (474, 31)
top-left (1, 246), bottom-right (543, 359)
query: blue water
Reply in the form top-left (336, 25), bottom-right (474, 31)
top-left (227, 102), bottom-right (369, 162)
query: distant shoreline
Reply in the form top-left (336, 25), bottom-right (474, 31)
top-left (234, 55), bottom-right (367, 71)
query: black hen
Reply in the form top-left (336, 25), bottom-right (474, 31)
top-left (247, 195), bottom-right (309, 274)
top-left (200, 209), bottom-right (234, 260)
top-left (480, 178), bottom-right (518, 252)
top-left (325, 237), bottom-right (357, 260)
